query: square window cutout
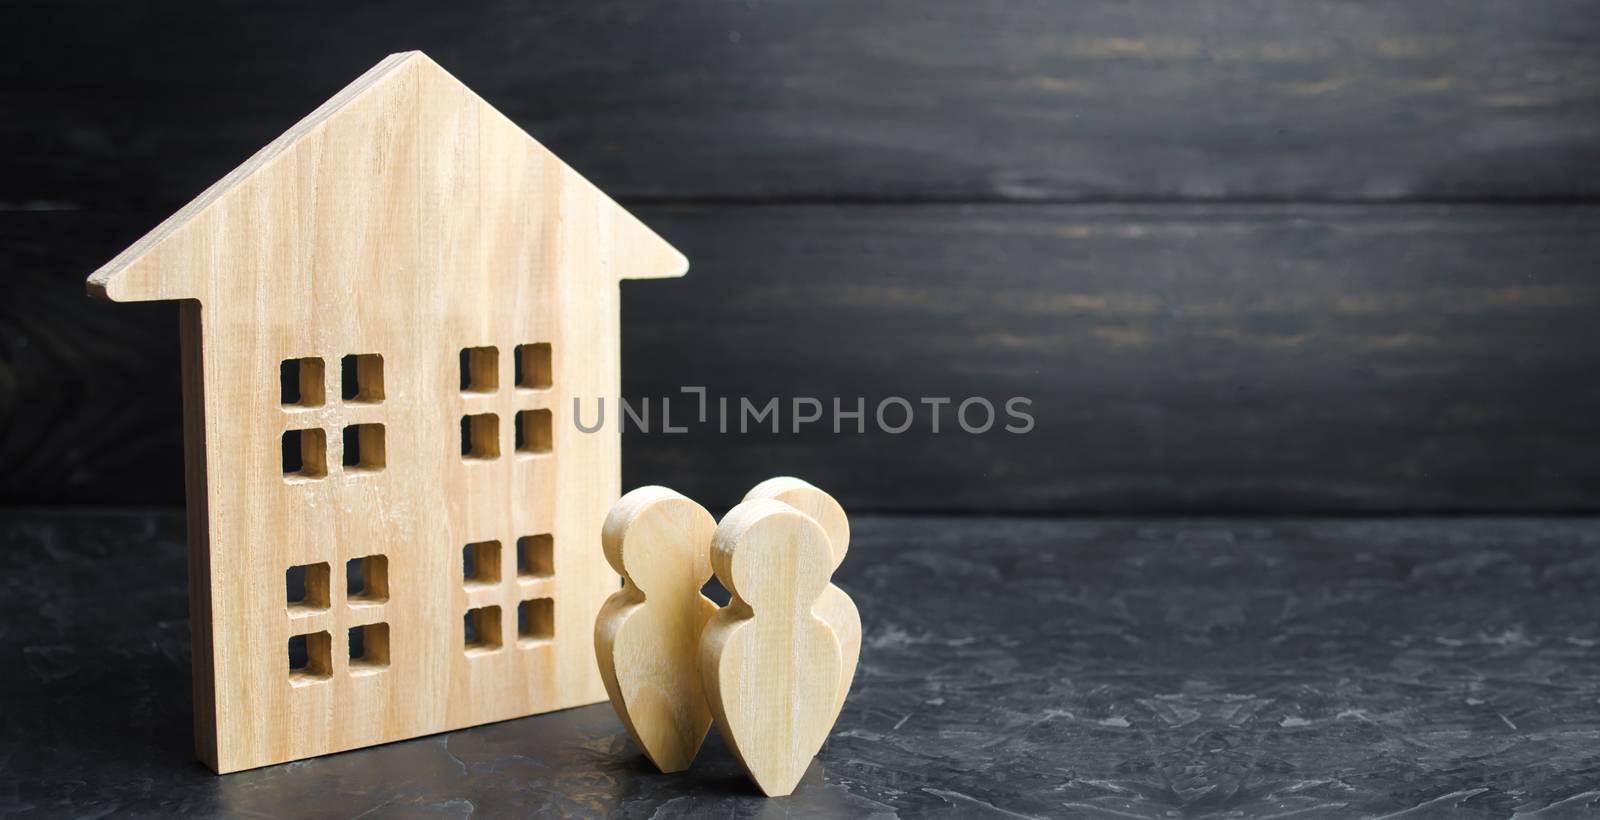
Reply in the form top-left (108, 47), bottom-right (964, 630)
top-left (463, 540), bottom-right (501, 586)
top-left (343, 423), bottom-right (386, 473)
top-left (515, 409), bottom-right (552, 455)
top-left (282, 429), bottom-right (328, 481)
top-left (460, 346), bottom-right (498, 393)
top-left (281, 357), bottom-right (325, 407)
top-left (518, 598), bottom-right (554, 643)
top-left (288, 631), bottom-right (332, 682)
top-left (461, 413), bottom-right (500, 460)
top-left (464, 606), bottom-right (503, 653)
top-left (348, 622), bottom-right (390, 672)
top-left (342, 354), bottom-right (384, 403)
top-left (515, 343), bottom-right (552, 390)
top-left (347, 555), bottom-right (389, 604)
top-left (286, 562), bottom-right (330, 611)
top-left (518, 534), bottom-right (553, 578)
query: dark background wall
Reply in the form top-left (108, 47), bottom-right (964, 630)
top-left (3, 1), bottom-right (1599, 513)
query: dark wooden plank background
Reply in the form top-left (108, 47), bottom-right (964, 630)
top-left (3, 1), bottom-right (1598, 511)
top-left (8, 0), bottom-right (1600, 207)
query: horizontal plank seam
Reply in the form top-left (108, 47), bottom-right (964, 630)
top-left (621, 195), bottom-right (1600, 208)
top-left (8, 198), bottom-right (1600, 216)
top-left (8, 505), bottom-right (1600, 520)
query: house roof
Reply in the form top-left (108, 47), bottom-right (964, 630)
top-left (87, 51), bottom-right (687, 303)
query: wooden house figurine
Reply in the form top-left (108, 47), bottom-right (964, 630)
top-left (86, 51), bottom-right (687, 773)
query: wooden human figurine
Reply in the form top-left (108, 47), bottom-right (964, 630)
top-left (698, 499), bottom-right (844, 796)
top-left (743, 477), bottom-right (861, 722)
top-left (595, 487), bottom-right (719, 772)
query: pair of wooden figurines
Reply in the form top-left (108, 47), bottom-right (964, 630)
top-left (594, 477), bottom-right (861, 796)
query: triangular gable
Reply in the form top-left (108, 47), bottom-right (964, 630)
top-left (88, 51), bottom-right (686, 303)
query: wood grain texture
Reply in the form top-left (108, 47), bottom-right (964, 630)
top-left (0, 213), bottom-right (184, 505)
top-left (621, 203), bottom-right (1600, 513)
top-left (81, 52), bottom-right (687, 772)
top-left (743, 477), bottom-right (860, 721)
top-left (8, 509), bottom-right (1600, 816)
top-left (700, 499), bottom-right (843, 796)
top-left (6, 0), bottom-right (1600, 208)
top-left (596, 486), bottom-right (718, 773)
top-left (8, 203), bottom-right (1600, 513)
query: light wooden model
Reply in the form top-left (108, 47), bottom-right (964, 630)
top-left (595, 487), bottom-right (718, 772)
top-left (84, 51), bottom-right (687, 773)
top-left (700, 499), bottom-right (844, 797)
top-left (743, 477), bottom-right (861, 723)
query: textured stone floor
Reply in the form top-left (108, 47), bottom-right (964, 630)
top-left (2, 511), bottom-right (1597, 818)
